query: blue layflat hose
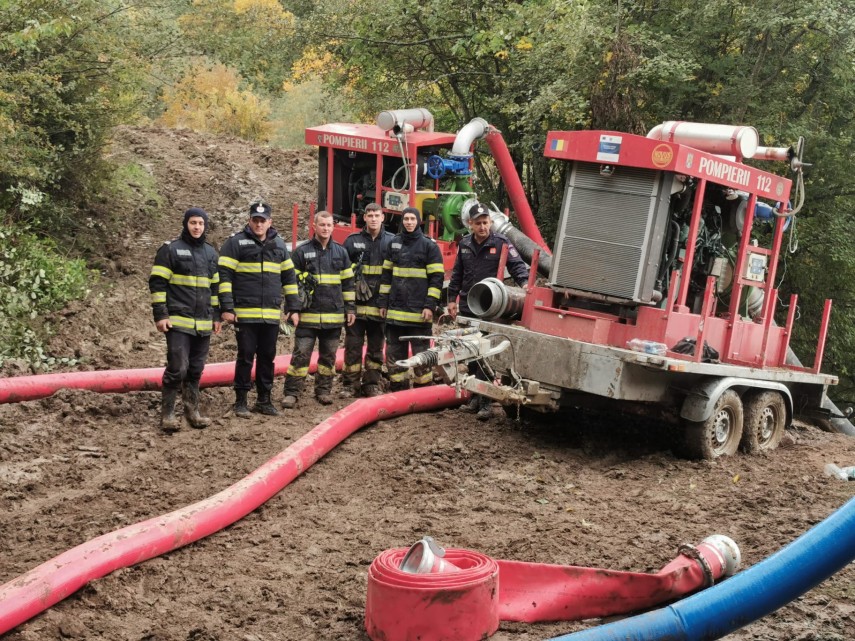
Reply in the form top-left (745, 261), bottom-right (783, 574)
top-left (549, 495), bottom-right (855, 641)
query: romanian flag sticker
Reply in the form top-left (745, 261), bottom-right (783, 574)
top-left (550, 138), bottom-right (565, 151)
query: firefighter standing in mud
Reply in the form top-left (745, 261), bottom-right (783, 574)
top-left (281, 210), bottom-right (356, 408)
top-left (377, 206), bottom-right (444, 391)
top-left (341, 203), bottom-right (394, 397)
top-left (149, 207), bottom-right (221, 432)
top-left (447, 202), bottom-right (530, 419)
top-left (218, 202), bottom-right (300, 418)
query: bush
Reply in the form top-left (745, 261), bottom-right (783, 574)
top-left (159, 62), bottom-right (272, 142)
top-left (0, 224), bottom-right (90, 369)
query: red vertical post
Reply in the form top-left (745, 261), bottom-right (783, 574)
top-left (521, 249), bottom-right (540, 327)
top-left (760, 212), bottom-right (786, 320)
top-left (664, 270), bottom-right (681, 320)
top-left (351, 213), bottom-right (357, 229)
top-left (759, 288), bottom-right (778, 368)
top-left (326, 150), bottom-right (335, 214)
top-left (782, 294), bottom-right (798, 367)
top-left (725, 192), bottom-right (757, 361)
top-left (694, 276), bottom-right (715, 363)
top-left (677, 179), bottom-right (707, 308)
top-left (291, 203), bottom-right (299, 252)
top-left (813, 299), bottom-right (833, 374)
top-left (497, 244), bottom-right (509, 280)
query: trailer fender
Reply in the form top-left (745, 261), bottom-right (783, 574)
top-left (680, 378), bottom-right (793, 424)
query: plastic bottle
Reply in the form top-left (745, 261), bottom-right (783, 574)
top-left (627, 338), bottom-right (667, 356)
top-left (824, 463), bottom-right (855, 481)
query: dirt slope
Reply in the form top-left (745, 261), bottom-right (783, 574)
top-left (1, 126), bottom-right (854, 641)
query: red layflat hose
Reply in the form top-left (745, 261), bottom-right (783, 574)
top-left (366, 540), bottom-right (732, 641)
top-left (0, 350), bottom-right (345, 404)
top-left (0, 385), bottom-right (466, 635)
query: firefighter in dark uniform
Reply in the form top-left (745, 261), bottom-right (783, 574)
top-left (218, 202), bottom-right (300, 418)
top-left (341, 203), bottom-right (394, 397)
top-left (281, 210), bottom-right (356, 408)
top-left (149, 207), bottom-right (221, 432)
top-left (447, 202), bottom-right (530, 419)
top-left (378, 206), bottom-right (444, 391)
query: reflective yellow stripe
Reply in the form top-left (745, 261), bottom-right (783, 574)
top-left (362, 265), bottom-right (383, 275)
top-left (281, 259), bottom-right (294, 271)
top-left (233, 262), bottom-right (283, 274)
top-left (344, 363), bottom-right (362, 373)
top-left (356, 305), bottom-right (382, 317)
top-left (389, 370), bottom-right (410, 382)
top-left (427, 287), bottom-right (441, 299)
top-left (300, 312), bottom-right (345, 324)
top-left (413, 372), bottom-right (433, 384)
top-left (212, 272), bottom-right (220, 283)
top-left (151, 292), bottom-right (167, 304)
top-left (426, 263), bottom-right (445, 274)
top-left (219, 256), bottom-right (239, 269)
top-left (234, 307), bottom-right (281, 321)
top-left (170, 274), bottom-right (213, 287)
top-left (379, 284), bottom-right (391, 294)
top-left (343, 291), bottom-right (356, 302)
top-left (365, 359), bottom-right (383, 370)
top-left (318, 274), bottom-right (342, 285)
top-left (317, 364), bottom-right (335, 376)
top-left (211, 296), bottom-right (219, 307)
top-left (170, 315), bottom-right (213, 331)
top-left (382, 260), bottom-right (393, 269)
top-left (283, 284), bottom-right (298, 295)
top-left (392, 267), bottom-right (427, 278)
top-left (150, 265), bottom-right (173, 279)
top-left (387, 309), bottom-right (425, 323)
top-left (340, 267), bottom-right (354, 279)
top-left (287, 365), bottom-right (309, 377)
top-left (219, 282), bottom-right (233, 294)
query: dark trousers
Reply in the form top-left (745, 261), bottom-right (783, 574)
top-left (234, 322), bottom-right (280, 393)
top-left (162, 330), bottom-right (210, 389)
top-left (385, 324), bottom-right (431, 390)
top-left (284, 326), bottom-right (341, 397)
top-left (343, 317), bottom-right (386, 388)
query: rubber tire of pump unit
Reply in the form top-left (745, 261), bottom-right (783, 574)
top-left (739, 390), bottom-right (787, 454)
top-left (678, 389), bottom-right (744, 460)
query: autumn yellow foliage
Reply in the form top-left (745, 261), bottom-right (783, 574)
top-left (159, 62), bottom-right (272, 142)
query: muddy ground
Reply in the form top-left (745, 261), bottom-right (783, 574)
top-left (1, 127), bottom-right (854, 641)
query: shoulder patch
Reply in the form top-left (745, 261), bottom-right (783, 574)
top-left (162, 240), bottom-right (172, 246)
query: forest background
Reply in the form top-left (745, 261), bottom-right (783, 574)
top-left (1, 0), bottom-right (854, 403)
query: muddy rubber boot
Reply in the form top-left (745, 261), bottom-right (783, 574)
top-left (281, 395), bottom-right (298, 409)
top-left (160, 387), bottom-right (181, 433)
top-left (253, 390), bottom-right (279, 416)
top-left (476, 396), bottom-right (493, 421)
top-left (461, 396), bottom-right (480, 413)
top-left (183, 382), bottom-right (211, 429)
top-left (233, 390), bottom-right (252, 419)
top-left (361, 384), bottom-right (383, 398)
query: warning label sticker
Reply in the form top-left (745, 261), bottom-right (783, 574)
top-left (597, 135), bottom-right (622, 162)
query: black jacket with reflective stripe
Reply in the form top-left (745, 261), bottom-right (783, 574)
top-left (448, 232), bottom-right (530, 315)
top-left (343, 228), bottom-right (394, 319)
top-left (377, 228), bottom-right (444, 326)
top-left (218, 226), bottom-right (300, 324)
top-left (149, 234), bottom-right (219, 336)
top-left (291, 237), bottom-right (355, 329)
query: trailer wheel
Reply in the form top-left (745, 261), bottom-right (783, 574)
top-left (740, 391), bottom-right (787, 453)
top-left (680, 390), bottom-right (744, 460)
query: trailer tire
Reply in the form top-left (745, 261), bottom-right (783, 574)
top-left (678, 390), bottom-right (744, 460)
top-left (740, 391), bottom-right (786, 453)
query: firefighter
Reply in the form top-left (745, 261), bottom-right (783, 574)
top-left (149, 207), bottom-right (221, 432)
top-left (341, 203), bottom-right (394, 397)
top-left (281, 210), bottom-right (356, 408)
top-left (218, 202), bottom-right (300, 418)
top-left (378, 206), bottom-right (444, 391)
top-left (447, 201), bottom-right (530, 419)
